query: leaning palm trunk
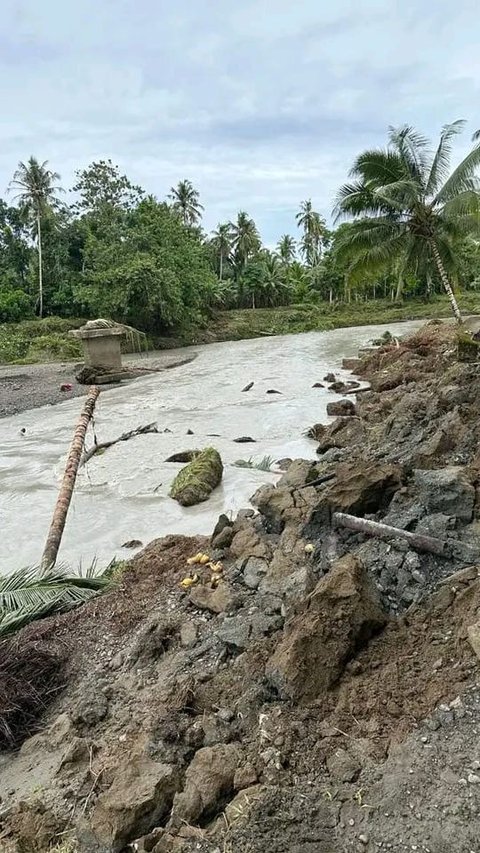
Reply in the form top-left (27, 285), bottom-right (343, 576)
top-left (37, 212), bottom-right (43, 319)
top-left (430, 242), bottom-right (462, 324)
top-left (41, 387), bottom-right (100, 570)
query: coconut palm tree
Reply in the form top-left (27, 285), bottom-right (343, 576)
top-left (334, 122), bottom-right (480, 323)
top-left (9, 157), bottom-right (63, 317)
top-left (296, 200), bottom-right (327, 265)
top-left (276, 234), bottom-right (296, 264)
top-left (168, 179), bottom-right (204, 226)
top-left (230, 211), bottom-right (261, 277)
top-left (211, 222), bottom-right (233, 280)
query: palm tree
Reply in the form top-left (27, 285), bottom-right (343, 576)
top-left (334, 122), bottom-right (480, 323)
top-left (277, 234), bottom-right (296, 264)
top-left (296, 200), bottom-right (327, 265)
top-left (9, 157), bottom-right (63, 317)
top-left (211, 222), bottom-right (233, 280)
top-left (231, 211), bottom-right (261, 277)
top-left (168, 179), bottom-right (204, 226)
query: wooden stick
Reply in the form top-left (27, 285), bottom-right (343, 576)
top-left (332, 511), bottom-right (446, 556)
top-left (41, 387), bottom-right (100, 571)
top-left (80, 422), bottom-right (158, 466)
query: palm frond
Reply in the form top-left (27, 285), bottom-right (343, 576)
top-left (426, 120), bottom-right (465, 195)
top-left (349, 149), bottom-right (407, 185)
top-left (0, 564), bottom-right (111, 637)
top-left (333, 181), bottom-right (397, 220)
top-left (388, 125), bottom-right (431, 186)
top-left (435, 140), bottom-right (480, 204)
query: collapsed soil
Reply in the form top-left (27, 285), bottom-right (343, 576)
top-left (2, 322), bottom-right (480, 853)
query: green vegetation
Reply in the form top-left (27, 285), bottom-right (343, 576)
top-left (170, 447), bottom-right (223, 506)
top-left (335, 122), bottom-right (480, 322)
top-left (234, 455), bottom-right (276, 471)
top-left (0, 563), bottom-right (112, 637)
top-left (1, 121), bottom-right (480, 363)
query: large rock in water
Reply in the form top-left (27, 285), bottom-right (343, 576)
top-left (89, 757), bottom-right (179, 851)
top-left (324, 462), bottom-right (401, 515)
top-left (169, 447), bottom-right (223, 506)
top-left (265, 554), bottom-right (387, 702)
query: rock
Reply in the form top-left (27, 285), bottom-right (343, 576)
top-left (324, 373), bottom-right (336, 382)
top-left (241, 382), bottom-right (254, 392)
top-left (180, 622), bottom-right (198, 648)
top-left (325, 462), bottom-right (402, 515)
top-left (326, 399), bottom-right (356, 417)
top-left (222, 785), bottom-right (264, 828)
top-left (265, 554), bottom-right (387, 702)
top-left (234, 763), bottom-right (258, 790)
top-left (122, 539), bottom-right (143, 549)
top-left (90, 758), bottom-right (179, 851)
top-left (276, 457), bottom-right (293, 470)
top-left (230, 526), bottom-right (271, 559)
top-left (326, 748), bottom-right (362, 782)
top-left (73, 690), bottom-right (108, 727)
top-left (233, 436), bottom-right (256, 443)
top-left (165, 451), bottom-right (200, 463)
top-left (242, 557), bottom-right (269, 589)
top-left (342, 357), bottom-right (362, 371)
top-left (328, 381), bottom-right (349, 393)
top-left (186, 428), bottom-right (194, 435)
top-left (170, 447), bottom-right (223, 507)
top-left (212, 525), bottom-right (234, 550)
top-left (170, 744), bottom-right (241, 826)
top-left (217, 610), bottom-right (282, 650)
top-left (414, 467), bottom-right (475, 522)
top-left (312, 382), bottom-right (325, 388)
top-left (189, 581), bottom-right (239, 614)
top-left (467, 620), bottom-right (480, 660)
top-left (266, 389), bottom-right (282, 394)
top-left (212, 513), bottom-right (233, 541)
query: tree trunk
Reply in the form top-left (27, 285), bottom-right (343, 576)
top-left (41, 387), bottom-right (100, 570)
top-left (430, 241), bottom-right (462, 323)
top-left (329, 288), bottom-right (333, 303)
top-left (332, 512), bottom-right (446, 556)
top-left (395, 272), bottom-right (403, 302)
top-left (37, 212), bottom-right (43, 319)
top-left (219, 252), bottom-right (223, 281)
top-left (373, 283), bottom-right (376, 300)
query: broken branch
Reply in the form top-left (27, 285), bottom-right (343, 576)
top-left (332, 511), bottom-right (447, 556)
top-left (80, 422), bottom-right (159, 466)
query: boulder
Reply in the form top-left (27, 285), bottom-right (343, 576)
top-left (242, 556), bottom-right (269, 589)
top-left (230, 525), bottom-right (271, 559)
top-left (324, 372), bottom-right (336, 382)
top-left (414, 467), bottom-right (475, 522)
top-left (328, 381), bottom-right (349, 393)
top-left (326, 399), bottom-right (356, 417)
top-left (212, 525), bottom-right (234, 550)
top-left (342, 357), bottom-right (362, 371)
top-left (324, 462), bottom-right (402, 515)
top-left (170, 744), bottom-right (241, 826)
top-left (189, 581), bottom-right (239, 614)
top-left (90, 758), bottom-right (179, 851)
top-left (265, 554), bottom-right (387, 702)
top-left (170, 447), bottom-right (223, 507)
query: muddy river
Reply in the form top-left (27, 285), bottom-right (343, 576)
top-left (0, 321), bottom-right (423, 573)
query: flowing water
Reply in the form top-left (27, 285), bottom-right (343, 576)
top-left (0, 320), bottom-right (424, 573)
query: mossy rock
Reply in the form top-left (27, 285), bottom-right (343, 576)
top-left (170, 447), bottom-right (223, 506)
top-left (457, 332), bottom-right (480, 362)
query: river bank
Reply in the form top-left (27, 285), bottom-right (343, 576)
top-left (2, 321), bottom-right (480, 852)
top-left (1, 294), bottom-right (479, 369)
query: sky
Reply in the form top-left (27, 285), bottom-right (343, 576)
top-left (1, 0), bottom-right (479, 244)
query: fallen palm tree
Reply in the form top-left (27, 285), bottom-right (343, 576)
top-left (333, 511), bottom-right (447, 556)
top-left (41, 386), bottom-right (100, 570)
top-left (170, 447), bottom-right (223, 506)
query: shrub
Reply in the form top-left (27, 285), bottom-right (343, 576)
top-left (0, 289), bottom-right (33, 322)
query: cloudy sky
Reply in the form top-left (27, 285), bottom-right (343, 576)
top-left (1, 0), bottom-right (479, 243)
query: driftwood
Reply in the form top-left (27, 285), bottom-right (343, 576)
top-left (343, 386), bottom-right (371, 395)
top-left (80, 422), bottom-right (158, 466)
top-left (297, 472), bottom-right (336, 490)
top-left (332, 511), bottom-right (446, 556)
top-left (42, 387), bottom-right (100, 570)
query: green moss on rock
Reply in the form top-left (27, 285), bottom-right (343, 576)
top-left (169, 447), bottom-right (223, 506)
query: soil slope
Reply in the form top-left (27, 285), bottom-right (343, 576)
top-left (2, 322), bottom-right (480, 853)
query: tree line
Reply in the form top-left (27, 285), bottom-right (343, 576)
top-left (1, 120), bottom-right (480, 330)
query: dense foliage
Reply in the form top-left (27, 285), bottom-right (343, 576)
top-left (1, 123), bottom-right (480, 334)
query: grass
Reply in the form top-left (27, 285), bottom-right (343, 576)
top-left (233, 455), bottom-right (276, 471)
top-left (2, 294), bottom-right (480, 364)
